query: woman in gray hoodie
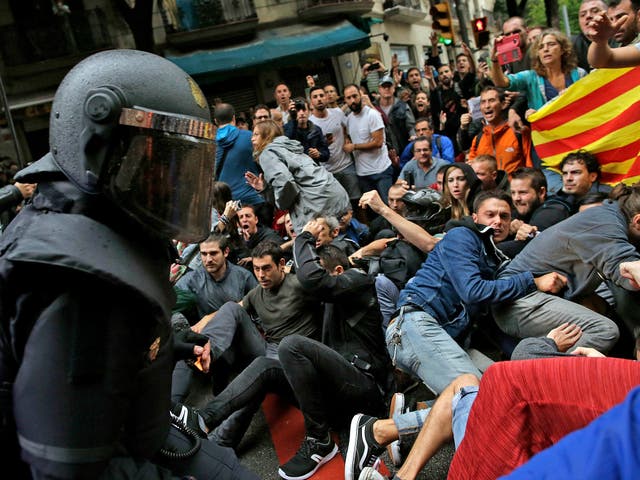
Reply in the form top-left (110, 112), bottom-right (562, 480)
top-left (246, 120), bottom-right (350, 235)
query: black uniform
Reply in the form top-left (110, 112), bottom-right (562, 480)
top-left (0, 50), bottom-right (257, 480)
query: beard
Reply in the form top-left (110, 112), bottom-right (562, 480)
top-left (518, 196), bottom-right (542, 220)
top-left (349, 99), bottom-right (363, 113)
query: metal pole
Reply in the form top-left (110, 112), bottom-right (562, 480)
top-left (561, 5), bottom-right (571, 37)
top-left (0, 71), bottom-right (23, 169)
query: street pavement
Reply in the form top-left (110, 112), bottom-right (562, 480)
top-left (189, 378), bottom-right (454, 479)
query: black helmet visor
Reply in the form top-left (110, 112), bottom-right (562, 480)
top-left (109, 107), bottom-right (215, 243)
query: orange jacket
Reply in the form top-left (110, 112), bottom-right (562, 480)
top-left (468, 122), bottom-right (533, 176)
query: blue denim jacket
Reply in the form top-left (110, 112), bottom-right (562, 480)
top-left (398, 220), bottom-right (536, 338)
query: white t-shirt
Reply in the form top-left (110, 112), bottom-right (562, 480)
top-left (309, 108), bottom-right (353, 173)
top-left (345, 106), bottom-right (391, 176)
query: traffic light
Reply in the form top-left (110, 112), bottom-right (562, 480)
top-left (430, 1), bottom-right (454, 46)
top-left (471, 17), bottom-right (490, 48)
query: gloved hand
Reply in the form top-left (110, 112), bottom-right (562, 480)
top-left (173, 329), bottom-right (208, 362)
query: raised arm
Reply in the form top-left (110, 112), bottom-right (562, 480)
top-left (587, 12), bottom-right (640, 68)
top-left (358, 190), bottom-right (438, 253)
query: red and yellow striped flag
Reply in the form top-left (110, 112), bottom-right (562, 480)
top-left (529, 66), bottom-right (640, 186)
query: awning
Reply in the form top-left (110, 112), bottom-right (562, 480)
top-left (166, 20), bottom-right (371, 79)
top-left (5, 91), bottom-right (55, 111)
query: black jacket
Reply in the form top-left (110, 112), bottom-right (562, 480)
top-left (293, 232), bottom-right (393, 392)
top-left (283, 120), bottom-right (330, 164)
top-left (0, 176), bottom-right (176, 478)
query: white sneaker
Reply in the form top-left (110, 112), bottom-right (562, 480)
top-left (387, 392), bottom-right (404, 466)
top-left (359, 466), bottom-right (388, 480)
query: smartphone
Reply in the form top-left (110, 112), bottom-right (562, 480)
top-left (495, 34), bottom-right (522, 66)
top-left (405, 171), bottom-right (415, 189)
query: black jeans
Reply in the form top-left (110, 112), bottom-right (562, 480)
top-left (198, 356), bottom-right (295, 433)
top-left (277, 335), bottom-right (386, 439)
top-left (172, 302), bottom-right (269, 403)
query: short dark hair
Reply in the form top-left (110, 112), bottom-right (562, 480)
top-left (578, 191), bottom-right (609, 208)
top-left (480, 85), bottom-right (506, 102)
top-left (274, 82), bottom-right (290, 92)
top-left (343, 83), bottom-right (360, 95)
top-left (239, 203), bottom-right (257, 214)
top-left (293, 96), bottom-right (309, 109)
top-left (201, 232), bottom-right (230, 251)
top-left (473, 189), bottom-right (514, 213)
top-left (559, 149), bottom-right (600, 176)
top-left (309, 86), bottom-right (325, 97)
top-left (412, 136), bottom-right (432, 155)
top-left (214, 103), bottom-right (235, 125)
top-left (317, 244), bottom-right (350, 271)
top-left (254, 104), bottom-right (271, 118)
top-left (406, 66), bottom-right (421, 77)
top-left (415, 118), bottom-right (433, 129)
top-left (511, 167), bottom-right (547, 192)
top-left (251, 241), bottom-right (285, 265)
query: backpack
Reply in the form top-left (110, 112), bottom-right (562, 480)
top-left (378, 239), bottom-right (427, 290)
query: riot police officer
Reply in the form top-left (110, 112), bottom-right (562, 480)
top-left (0, 49), bottom-right (258, 479)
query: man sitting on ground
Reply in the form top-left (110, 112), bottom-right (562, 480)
top-left (237, 204), bottom-right (284, 267)
top-left (171, 233), bottom-right (257, 401)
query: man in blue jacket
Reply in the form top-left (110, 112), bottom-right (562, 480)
top-left (385, 190), bottom-right (567, 395)
top-left (214, 103), bottom-right (271, 224)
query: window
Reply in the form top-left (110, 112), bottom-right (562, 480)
top-left (390, 45), bottom-right (417, 70)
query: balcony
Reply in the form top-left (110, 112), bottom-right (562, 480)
top-left (297, 0), bottom-right (374, 22)
top-left (161, 0), bottom-right (259, 49)
top-left (0, 8), bottom-right (112, 70)
top-left (383, 0), bottom-right (427, 23)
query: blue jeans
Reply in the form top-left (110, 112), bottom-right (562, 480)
top-left (392, 385), bottom-right (478, 449)
top-left (386, 310), bottom-right (481, 394)
top-left (357, 165), bottom-right (394, 202)
top-left (451, 385), bottom-right (478, 448)
top-left (375, 274), bottom-right (400, 329)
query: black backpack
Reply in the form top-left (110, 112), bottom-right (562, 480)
top-left (378, 239), bottom-right (427, 290)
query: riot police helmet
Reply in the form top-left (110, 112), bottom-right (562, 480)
top-left (46, 49), bottom-right (215, 243)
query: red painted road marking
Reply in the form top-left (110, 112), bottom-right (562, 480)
top-left (262, 393), bottom-right (390, 479)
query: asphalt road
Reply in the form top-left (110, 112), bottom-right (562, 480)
top-left (189, 378), bottom-right (454, 480)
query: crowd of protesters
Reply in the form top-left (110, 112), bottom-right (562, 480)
top-left (2, 2), bottom-right (640, 480)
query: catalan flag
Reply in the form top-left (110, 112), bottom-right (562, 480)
top-left (529, 67), bottom-right (640, 186)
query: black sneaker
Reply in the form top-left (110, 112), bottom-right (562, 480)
top-left (278, 435), bottom-right (338, 480)
top-left (345, 414), bottom-right (385, 480)
top-left (170, 403), bottom-right (208, 438)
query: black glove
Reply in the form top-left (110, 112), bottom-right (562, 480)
top-left (173, 329), bottom-right (208, 362)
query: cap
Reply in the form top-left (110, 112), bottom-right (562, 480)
top-left (379, 75), bottom-right (394, 86)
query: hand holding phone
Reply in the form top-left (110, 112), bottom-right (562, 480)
top-left (495, 34), bottom-right (522, 66)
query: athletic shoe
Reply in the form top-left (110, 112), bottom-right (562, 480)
top-left (387, 392), bottom-right (405, 467)
top-left (278, 435), bottom-right (338, 480)
top-left (345, 414), bottom-right (385, 480)
top-left (170, 403), bottom-right (208, 438)
top-left (359, 466), bottom-right (388, 480)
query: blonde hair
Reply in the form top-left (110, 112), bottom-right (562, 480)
top-left (252, 119), bottom-right (283, 157)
